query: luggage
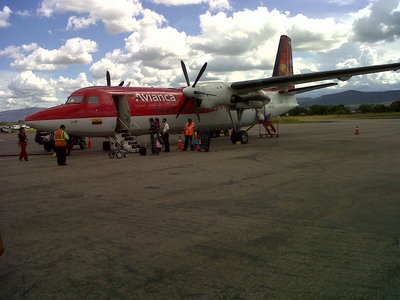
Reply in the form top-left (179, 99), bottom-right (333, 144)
top-left (139, 146), bottom-right (147, 155)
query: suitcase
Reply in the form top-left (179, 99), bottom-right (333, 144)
top-left (139, 146), bottom-right (147, 155)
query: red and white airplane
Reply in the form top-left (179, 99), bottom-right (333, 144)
top-left (26, 35), bottom-right (400, 144)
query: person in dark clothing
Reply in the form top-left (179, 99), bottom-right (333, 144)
top-left (149, 118), bottom-right (159, 155)
top-left (161, 118), bottom-right (170, 152)
top-left (54, 125), bottom-right (69, 165)
top-left (17, 127), bottom-right (28, 161)
top-left (155, 117), bottom-right (160, 133)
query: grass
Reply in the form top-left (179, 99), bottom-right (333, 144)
top-left (276, 112), bottom-right (400, 123)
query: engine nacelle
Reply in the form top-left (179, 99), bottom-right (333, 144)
top-left (230, 90), bottom-right (271, 109)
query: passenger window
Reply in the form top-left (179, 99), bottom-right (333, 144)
top-left (88, 96), bottom-right (99, 104)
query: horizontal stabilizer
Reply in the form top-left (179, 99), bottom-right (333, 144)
top-left (279, 83), bottom-right (338, 95)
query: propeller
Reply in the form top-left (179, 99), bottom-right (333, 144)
top-left (106, 71), bottom-right (111, 86)
top-left (106, 71), bottom-right (125, 87)
top-left (176, 60), bottom-right (208, 121)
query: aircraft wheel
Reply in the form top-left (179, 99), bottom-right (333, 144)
top-left (116, 151), bottom-right (123, 159)
top-left (109, 151), bottom-right (115, 158)
top-left (79, 140), bottom-right (86, 149)
top-left (44, 143), bottom-right (52, 152)
top-left (238, 130), bottom-right (248, 144)
top-left (230, 130), bottom-right (237, 144)
top-left (123, 152), bottom-right (128, 158)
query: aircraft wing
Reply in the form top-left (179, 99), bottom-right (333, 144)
top-left (230, 63), bottom-right (400, 92)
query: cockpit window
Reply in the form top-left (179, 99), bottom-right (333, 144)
top-left (66, 96), bottom-right (83, 104)
top-left (88, 96), bottom-right (99, 104)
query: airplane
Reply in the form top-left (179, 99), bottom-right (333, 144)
top-left (25, 35), bottom-right (400, 147)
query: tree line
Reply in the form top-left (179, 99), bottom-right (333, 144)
top-left (287, 101), bottom-right (400, 116)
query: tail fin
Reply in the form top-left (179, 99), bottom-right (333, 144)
top-left (273, 35), bottom-right (293, 77)
top-left (272, 35), bottom-right (294, 92)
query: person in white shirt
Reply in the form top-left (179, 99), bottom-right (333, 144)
top-left (161, 118), bottom-right (170, 152)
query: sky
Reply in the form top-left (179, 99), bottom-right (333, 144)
top-left (0, 0), bottom-right (399, 111)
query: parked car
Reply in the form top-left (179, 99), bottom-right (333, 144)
top-left (1, 126), bottom-right (12, 133)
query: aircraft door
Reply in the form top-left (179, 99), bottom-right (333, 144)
top-left (112, 95), bottom-right (131, 131)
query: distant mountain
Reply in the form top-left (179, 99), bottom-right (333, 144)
top-left (298, 90), bottom-right (400, 107)
top-left (0, 107), bottom-right (45, 122)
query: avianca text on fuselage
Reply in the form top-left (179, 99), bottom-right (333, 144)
top-left (135, 93), bottom-right (178, 102)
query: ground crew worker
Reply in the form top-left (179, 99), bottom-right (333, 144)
top-left (263, 112), bottom-right (277, 136)
top-left (183, 118), bottom-right (196, 151)
top-left (161, 118), bottom-right (170, 152)
top-left (54, 125), bottom-right (69, 165)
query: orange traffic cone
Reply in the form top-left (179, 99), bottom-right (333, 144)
top-left (355, 125), bottom-right (360, 135)
top-left (177, 136), bottom-right (183, 150)
top-left (88, 137), bottom-right (92, 148)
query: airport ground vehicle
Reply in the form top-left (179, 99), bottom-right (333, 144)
top-left (1, 126), bottom-right (12, 133)
top-left (35, 131), bottom-right (86, 152)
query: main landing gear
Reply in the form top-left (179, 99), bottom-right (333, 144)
top-left (230, 130), bottom-right (249, 144)
top-left (227, 108), bottom-right (249, 144)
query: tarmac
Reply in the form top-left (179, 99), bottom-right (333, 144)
top-left (1, 118), bottom-right (400, 299)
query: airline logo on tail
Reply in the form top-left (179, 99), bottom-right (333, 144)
top-left (272, 35), bottom-right (294, 90)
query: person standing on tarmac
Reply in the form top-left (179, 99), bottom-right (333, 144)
top-left (17, 127), bottom-right (28, 161)
top-left (161, 118), bottom-right (170, 152)
top-left (54, 125), bottom-right (69, 165)
top-left (183, 118), bottom-right (196, 151)
top-left (149, 118), bottom-right (159, 155)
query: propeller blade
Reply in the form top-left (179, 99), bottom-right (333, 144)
top-left (106, 71), bottom-right (111, 86)
top-left (176, 97), bottom-right (191, 119)
top-left (181, 60), bottom-right (190, 86)
top-left (192, 62), bottom-right (207, 87)
top-left (192, 98), bottom-right (201, 122)
top-left (118, 81), bottom-right (124, 86)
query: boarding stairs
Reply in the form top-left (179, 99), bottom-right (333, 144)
top-left (110, 118), bottom-right (140, 153)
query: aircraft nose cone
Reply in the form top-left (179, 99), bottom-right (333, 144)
top-left (182, 86), bottom-right (195, 98)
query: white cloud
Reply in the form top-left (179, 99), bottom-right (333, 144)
top-left (149, 0), bottom-right (231, 10)
top-left (38, 0), bottom-right (143, 33)
top-left (328, 0), bottom-right (357, 5)
top-left (0, 43), bottom-right (39, 60)
top-left (67, 15), bottom-right (97, 30)
top-left (10, 38), bottom-right (98, 70)
top-left (352, 0), bottom-right (400, 42)
top-left (0, 6), bottom-right (12, 28)
top-left (8, 71), bottom-right (55, 99)
top-left (0, 71), bottom-right (93, 110)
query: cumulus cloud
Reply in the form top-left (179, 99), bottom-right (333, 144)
top-left (38, 0), bottom-right (143, 33)
top-left (352, 0), bottom-right (400, 42)
top-left (0, 71), bottom-right (93, 110)
top-left (328, 0), bottom-right (357, 5)
top-left (150, 0), bottom-right (231, 11)
top-left (67, 15), bottom-right (97, 30)
top-left (8, 71), bottom-right (55, 99)
top-left (82, 5), bottom-right (361, 89)
top-left (0, 6), bottom-right (12, 27)
top-left (0, 43), bottom-right (39, 60)
top-left (10, 38), bottom-right (98, 70)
